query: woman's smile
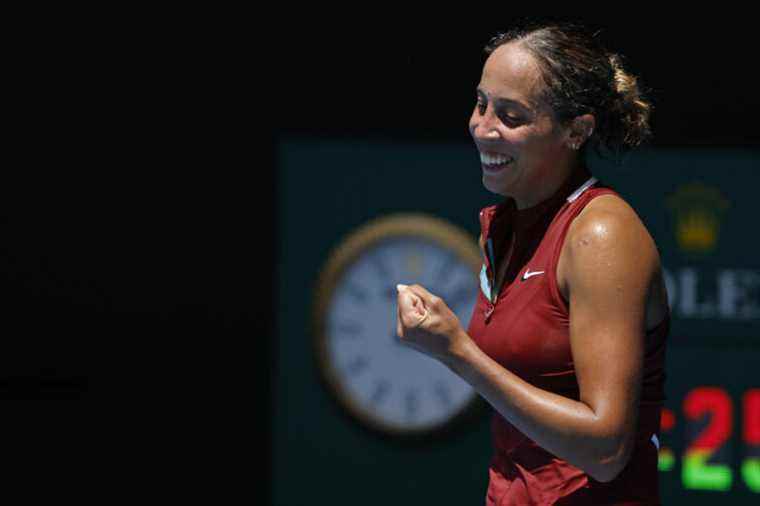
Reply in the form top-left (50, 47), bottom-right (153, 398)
top-left (479, 151), bottom-right (516, 174)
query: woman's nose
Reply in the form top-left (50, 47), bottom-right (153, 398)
top-left (472, 117), bottom-right (500, 142)
top-left (471, 107), bottom-right (500, 141)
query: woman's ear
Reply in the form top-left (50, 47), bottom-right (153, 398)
top-left (566, 114), bottom-right (595, 150)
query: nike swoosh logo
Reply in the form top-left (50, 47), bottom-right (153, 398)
top-left (521, 269), bottom-right (545, 281)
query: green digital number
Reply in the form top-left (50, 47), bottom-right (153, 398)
top-left (741, 458), bottom-right (760, 493)
top-left (683, 452), bottom-right (732, 491)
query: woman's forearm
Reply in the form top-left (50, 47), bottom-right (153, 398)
top-left (445, 330), bottom-right (633, 482)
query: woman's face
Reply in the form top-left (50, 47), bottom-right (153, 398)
top-left (469, 43), bottom-right (573, 202)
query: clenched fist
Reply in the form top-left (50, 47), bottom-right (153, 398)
top-left (395, 283), bottom-right (468, 363)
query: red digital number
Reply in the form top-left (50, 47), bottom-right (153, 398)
top-left (682, 387), bottom-right (733, 491)
top-left (742, 389), bottom-right (760, 492)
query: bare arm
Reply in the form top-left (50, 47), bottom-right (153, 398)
top-left (402, 198), bottom-right (659, 482)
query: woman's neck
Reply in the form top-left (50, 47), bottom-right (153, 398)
top-left (512, 162), bottom-right (590, 212)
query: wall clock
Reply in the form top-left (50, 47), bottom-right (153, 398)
top-left (313, 213), bottom-right (484, 438)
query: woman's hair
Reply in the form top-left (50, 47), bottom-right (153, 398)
top-left (484, 21), bottom-right (653, 160)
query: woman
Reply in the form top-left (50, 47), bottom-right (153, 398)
top-left (396, 22), bottom-right (670, 505)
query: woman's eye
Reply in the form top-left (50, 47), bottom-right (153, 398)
top-left (477, 102), bottom-right (486, 114)
top-left (500, 113), bottom-right (521, 125)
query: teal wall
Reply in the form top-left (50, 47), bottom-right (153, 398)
top-left (275, 138), bottom-right (759, 505)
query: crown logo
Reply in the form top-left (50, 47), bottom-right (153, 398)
top-left (676, 210), bottom-right (718, 252)
top-left (667, 182), bottom-right (729, 255)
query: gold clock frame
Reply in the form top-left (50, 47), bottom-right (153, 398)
top-left (312, 212), bottom-right (485, 439)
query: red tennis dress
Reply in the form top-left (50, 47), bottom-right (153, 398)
top-left (467, 165), bottom-right (669, 505)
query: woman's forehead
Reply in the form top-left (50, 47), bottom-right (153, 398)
top-left (480, 43), bottom-right (544, 109)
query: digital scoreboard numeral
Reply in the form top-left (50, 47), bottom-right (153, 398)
top-left (682, 387), bottom-right (733, 491)
top-left (658, 386), bottom-right (759, 493)
top-left (742, 389), bottom-right (760, 493)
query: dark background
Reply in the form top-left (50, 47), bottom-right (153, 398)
top-left (276, 16), bottom-right (759, 146)
top-left (2, 13), bottom-right (756, 503)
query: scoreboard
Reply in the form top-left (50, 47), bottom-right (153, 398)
top-left (658, 347), bottom-right (758, 503)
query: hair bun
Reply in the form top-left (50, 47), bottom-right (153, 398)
top-left (607, 53), bottom-right (652, 149)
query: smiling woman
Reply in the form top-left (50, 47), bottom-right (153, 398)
top-left (396, 20), bottom-right (669, 505)
top-left (469, 23), bottom-right (651, 210)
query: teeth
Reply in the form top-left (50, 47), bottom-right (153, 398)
top-left (479, 152), bottom-right (513, 165)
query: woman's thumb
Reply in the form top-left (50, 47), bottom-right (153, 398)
top-left (397, 284), bottom-right (427, 320)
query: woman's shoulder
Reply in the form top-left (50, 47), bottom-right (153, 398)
top-left (564, 191), bottom-right (658, 268)
top-left (556, 189), bottom-right (662, 318)
top-left (574, 186), bottom-right (644, 230)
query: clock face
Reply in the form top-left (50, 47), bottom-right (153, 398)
top-left (314, 214), bottom-right (482, 437)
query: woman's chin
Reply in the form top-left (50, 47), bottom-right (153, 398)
top-left (482, 168), bottom-right (515, 196)
top-left (482, 178), bottom-right (510, 197)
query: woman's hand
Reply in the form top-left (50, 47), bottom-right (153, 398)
top-left (395, 283), bottom-right (467, 363)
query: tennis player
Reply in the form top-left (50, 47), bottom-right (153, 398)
top-left (397, 21), bottom-right (669, 505)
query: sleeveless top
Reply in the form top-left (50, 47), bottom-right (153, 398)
top-left (467, 165), bottom-right (669, 505)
